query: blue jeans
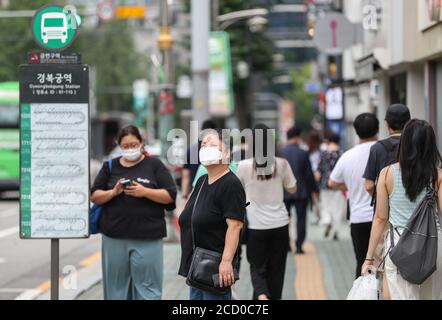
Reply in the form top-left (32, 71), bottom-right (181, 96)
top-left (189, 287), bottom-right (231, 300)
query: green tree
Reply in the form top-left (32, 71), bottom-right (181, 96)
top-left (0, 1), bottom-right (145, 112)
top-left (72, 20), bottom-right (146, 112)
top-left (286, 64), bottom-right (318, 131)
top-left (181, 0), bottom-right (277, 129)
top-left (0, 0), bottom-right (49, 81)
top-left (218, 0), bottom-right (277, 129)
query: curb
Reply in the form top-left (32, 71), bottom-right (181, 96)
top-left (18, 261), bottom-right (103, 300)
top-left (38, 261), bottom-right (102, 300)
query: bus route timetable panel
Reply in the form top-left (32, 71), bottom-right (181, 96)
top-left (19, 64), bottom-right (89, 239)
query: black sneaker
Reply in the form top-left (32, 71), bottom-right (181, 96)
top-left (324, 224), bottom-right (332, 238)
top-left (295, 248), bottom-right (305, 255)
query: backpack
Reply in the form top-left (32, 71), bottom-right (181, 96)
top-left (389, 185), bottom-right (441, 285)
top-left (90, 159), bottom-right (112, 235)
top-left (370, 139), bottom-right (400, 210)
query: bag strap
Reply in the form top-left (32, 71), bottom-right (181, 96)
top-left (190, 177), bottom-right (207, 250)
top-left (377, 224), bottom-right (395, 270)
top-left (379, 139), bottom-right (394, 152)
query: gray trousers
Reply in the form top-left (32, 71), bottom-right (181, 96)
top-left (102, 235), bottom-right (163, 300)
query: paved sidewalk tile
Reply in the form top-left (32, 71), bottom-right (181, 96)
top-left (294, 242), bottom-right (327, 300)
top-left (78, 212), bottom-right (356, 300)
top-left (77, 243), bottom-right (296, 300)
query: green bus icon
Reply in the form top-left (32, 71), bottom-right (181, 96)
top-left (32, 5), bottom-right (80, 50)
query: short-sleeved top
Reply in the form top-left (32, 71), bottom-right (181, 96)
top-left (363, 136), bottom-right (401, 182)
top-left (317, 150), bottom-right (342, 190)
top-left (178, 171), bottom-right (246, 277)
top-left (91, 156), bottom-right (177, 239)
top-left (329, 141), bottom-right (376, 224)
top-left (237, 157), bottom-right (297, 230)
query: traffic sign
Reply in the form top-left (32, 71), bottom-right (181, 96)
top-left (97, 0), bottom-right (114, 21)
top-left (28, 52), bottom-right (81, 64)
top-left (32, 4), bottom-right (81, 51)
top-left (313, 12), bottom-right (355, 54)
top-left (115, 5), bottom-right (146, 20)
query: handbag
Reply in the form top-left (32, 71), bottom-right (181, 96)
top-left (185, 177), bottom-right (240, 295)
top-left (90, 159), bottom-right (112, 235)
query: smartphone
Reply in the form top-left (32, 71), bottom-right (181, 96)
top-left (121, 179), bottom-right (133, 189)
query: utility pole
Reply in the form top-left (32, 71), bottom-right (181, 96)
top-left (212, 0), bottom-right (219, 31)
top-left (158, 0), bottom-right (174, 159)
top-left (191, 0), bottom-right (210, 127)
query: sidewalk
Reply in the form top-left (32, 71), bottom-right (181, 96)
top-left (75, 213), bottom-right (356, 300)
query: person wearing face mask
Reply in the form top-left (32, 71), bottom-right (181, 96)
top-left (91, 125), bottom-right (177, 300)
top-left (178, 130), bottom-right (247, 300)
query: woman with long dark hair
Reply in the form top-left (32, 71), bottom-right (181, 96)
top-left (237, 124), bottom-right (297, 300)
top-left (362, 119), bottom-right (442, 299)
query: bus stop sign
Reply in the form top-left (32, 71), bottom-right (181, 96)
top-left (32, 4), bottom-right (80, 51)
top-left (19, 64), bottom-right (90, 239)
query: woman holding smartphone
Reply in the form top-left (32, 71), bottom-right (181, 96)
top-left (91, 125), bottom-right (177, 300)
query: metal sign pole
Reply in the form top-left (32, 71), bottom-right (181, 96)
top-left (50, 239), bottom-right (59, 300)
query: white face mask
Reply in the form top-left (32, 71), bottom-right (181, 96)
top-left (199, 146), bottom-right (223, 166)
top-left (122, 148), bottom-right (142, 161)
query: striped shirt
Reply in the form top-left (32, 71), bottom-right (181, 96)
top-left (389, 166), bottom-right (425, 228)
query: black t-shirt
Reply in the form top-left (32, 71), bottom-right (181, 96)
top-left (363, 136), bottom-right (400, 181)
top-left (91, 156), bottom-right (177, 240)
top-left (178, 171), bottom-right (246, 277)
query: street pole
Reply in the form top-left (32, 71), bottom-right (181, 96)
top-left (50, 239), bottom-right (59, 300)
top-left (191, 0), bottom-right (210, 128)
top-left (212, 0), bottom-right (219, 31)
top-left (158, 0), bottom-right (174, 159)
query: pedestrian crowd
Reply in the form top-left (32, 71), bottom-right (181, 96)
top-left (90, 104), bottom-right (442, 300)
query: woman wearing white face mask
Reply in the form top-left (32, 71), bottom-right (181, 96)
top-left (178, 130), bottom-right (247, 300)
top-left (91, 125), bottom-right (177, 300)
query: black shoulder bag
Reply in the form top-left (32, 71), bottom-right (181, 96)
top-left (186, 177), bottom-right (240, 296)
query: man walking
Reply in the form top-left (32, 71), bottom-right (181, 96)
top-left (281, 127), bottom-right (319, 254)
top-left (363, 104), bottom-right (410, 196)
top-left (328, 113), bottom-right (379, 278)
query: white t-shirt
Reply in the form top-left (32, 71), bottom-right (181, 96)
top-left (237, 157), bottom-right (297, 230)
top-left (329, 141), bottom-right (376, 224)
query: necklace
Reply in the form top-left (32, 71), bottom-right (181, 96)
top-left (208, 167), bottom-right (230, 184)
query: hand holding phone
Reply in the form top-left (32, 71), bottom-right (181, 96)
top-left (120, 179), bottom-right (133, 189)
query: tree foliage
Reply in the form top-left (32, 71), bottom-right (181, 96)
top-left (286, 64), bottom-right (318, 131)
top-left (72, 21), bottom-right (146, 112)
top-left (0, 1), bottom-right (145, 112)
top-left (0, 0), bottom-right (49, 81)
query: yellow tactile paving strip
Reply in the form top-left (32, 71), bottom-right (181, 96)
top-left (294, 242), bottom-right (328, 300)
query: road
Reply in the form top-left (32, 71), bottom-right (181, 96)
top-left (0, 199), bottom-right (101, 300)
